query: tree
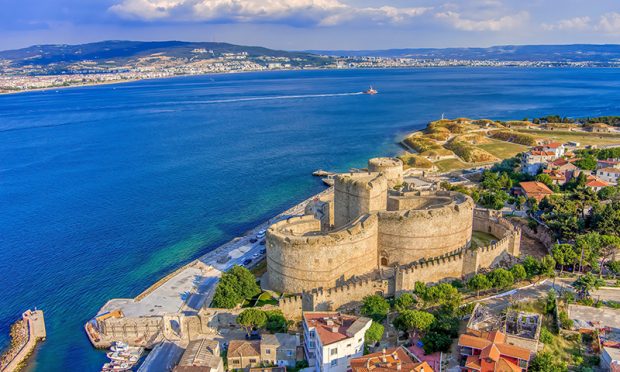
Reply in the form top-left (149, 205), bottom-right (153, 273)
top-left (572, 273), bottom-right (604, 299)
top-left (598, 235), bottom-right (620, 277)
top-left (394, 293), bottom-right (415, 312)
top-left (365, 321), bottom-right (384, 345)
top-left (265, 310), bottom-right (289, 333)
top-left (212, 265), bottom-right (261, 308)
top-left (607, 261), bottom-right (620, 278)
top-left (574, 155), bottom-right (597, 171)
top-left (591, 202), bottom-right (620, 236)
top-left (467, 274), bottom-right (491, 297)
top-left (510, 264), bottom-right (527, 282)
top-left (541, 255), bottom-right (556, 277)
top-left (237, 308), bottom-right (267, 336)
top-left (523, 256), bottom-right (542, 279)
top-left (424, 283), bottom-right (462, 313)
top-left (552, 244), bottom-right (578, 274)
top-left (393, 310), bottom-right (435, 337)
top-left (228, 265), bottom-right (262, 299)
top-left (487, 268), bottom-right (514, 291)
top-left (535, 173), bottom-right (554, 189)
top-left (529, 351), bottom-right (568, 372)
top-left (421, 332), bottom-right (453, 354)
top-left (361, 295), bottom-right (390, 322)
top-left (545, 289), bottom-right (557, 315)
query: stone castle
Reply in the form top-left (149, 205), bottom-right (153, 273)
top-left (266, 157), bottom-right (521, 316)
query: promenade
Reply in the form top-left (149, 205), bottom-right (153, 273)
top-left (0, 310), bottom-right (46, 372)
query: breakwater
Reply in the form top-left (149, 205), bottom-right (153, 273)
top-left (0, 310), bottom-right (46, 372)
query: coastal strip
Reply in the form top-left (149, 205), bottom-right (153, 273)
top-left (86, 185), bottom-right (333, 348)
top-left (0, 310), bottom-right (46, 372)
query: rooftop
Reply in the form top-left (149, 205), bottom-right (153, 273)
top-left (350, 347), bottom-right (433, 372)
top-left (228, 340), bottom-right (260, 358)
top-left (303, 312), bottom-right (371, 346)
top-left (261, 333), bottom-right (299, 350)
top-left (178, 339), bottom-right (221, 368)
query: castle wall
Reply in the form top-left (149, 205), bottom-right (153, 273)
top-left (266, 214), bottom-right (379, 293)
top-left (378, 192), bottom-right (474, 266)
top-left (394, 251), bottom-right (466, 294)
top-left (334, 173), bottom-right (387, 228)
top-left (307, 279), bottom-right (391, 313)
top-left (473, 209), bottom-right (521, 257)
top-left (367, 157), bottom-right (404, 188)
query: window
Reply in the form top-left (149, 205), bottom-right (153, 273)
top-left (331, 348), bottom-right (338, 355)
top-left (331, 360), bottom-right (338, 366)
top-left (249, 359), bottom-right (257, 363)
top-left (287, 350), bottom-right (293, 357)
top-left (309, 331), bottom-right (315, 339)
top-left (346, 343), bottom-right (351, 347)
top-left (266, 349), bottom-right (271, 354)
top-left (233, 360), bottom-right (240, 364)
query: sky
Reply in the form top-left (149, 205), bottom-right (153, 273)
top-left (1, 0), bottom-right (620, 51)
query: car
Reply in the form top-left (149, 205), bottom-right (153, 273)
top-left (243, 258), bottom-right (252, 266)
top-left (252, 253), bottom-right (259, 259)
top-left (260, 248), bottom-right (266, 255)
top-left (250, 238), bottom-right (258, 243)
top-left (259, 240), bottom-right (266, 245)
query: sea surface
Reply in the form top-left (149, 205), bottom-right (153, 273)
top-left (1, 67), bottom-right (620, 371)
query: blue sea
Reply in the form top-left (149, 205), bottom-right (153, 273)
top-left (1, 68), bottom-right (620, 371)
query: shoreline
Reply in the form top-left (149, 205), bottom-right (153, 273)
top-left (4, 64), bottom-right (619, 97)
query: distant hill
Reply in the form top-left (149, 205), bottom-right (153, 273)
top-left (308, 44), bottom-right (620, 62)
top-left (0, 40), bottom-right (330, 72)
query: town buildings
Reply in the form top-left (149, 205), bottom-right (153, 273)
top-left (458, 331), bottom-right (532, 372)
top-left (260, 333), bottom-right (300, 368)
top-left (515, 181), bottom-right (554, 202)
top-left (350, 347), bottom-right (433, 372)
top-left (597, 167), bottom-right (620, 185)
top-left (227, 340), bottom-right (261, 370)
top-left (303, 312), bottom-right (372, 372)
top-left (174, 339), bottom-right (224, 372)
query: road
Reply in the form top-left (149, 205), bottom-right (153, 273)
top-left (137, 341), bottom-right (184, 372)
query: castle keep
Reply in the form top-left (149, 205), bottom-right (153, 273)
top-left (266, 158), bottom-right (521, 314)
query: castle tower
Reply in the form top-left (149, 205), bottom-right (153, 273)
top-left (333, 173), bottom-right (387, 228)
top-left (368, 157), bottom-right (404, 188)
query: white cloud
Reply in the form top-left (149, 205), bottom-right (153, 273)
top-left (542, 16), bottom-right (591, 31)
top-left (435, 10), bottom-right (529, 31)
top-left (109, 0), bottom-right (431, 26)
top-left (597, 12), bottom-right (620, 34)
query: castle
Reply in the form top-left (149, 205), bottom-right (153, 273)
top-left (266, 157), bottom-right (521, 316)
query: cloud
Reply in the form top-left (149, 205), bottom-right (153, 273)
top-left (108, 0), bottom-right (431, 26)
top-left (597, 12), bottom-right (620, 34)
top-left (542, 16), bottom-right (591, 31)
top-left (435, 10), bottom-right (529, 31)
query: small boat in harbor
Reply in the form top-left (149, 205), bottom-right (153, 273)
top-left (110, 341), bottom-right (129, 352)
top-left (363, 86), bottom-right (378, 95)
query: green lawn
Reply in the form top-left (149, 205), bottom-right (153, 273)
top-left (475, 139), bottom-right (528, 160)
top-left (471, 231), bottom-right (497, 249)
top-left (516, 129), bottom-right (620, 146)
top-left (434, 158), bottom-right (469, 172)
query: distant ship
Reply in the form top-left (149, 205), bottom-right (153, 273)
top-left (363, 86), bottom-right (378, 95)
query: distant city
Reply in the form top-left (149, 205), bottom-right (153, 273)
top-left (1, 41), bottom-right (619, 93)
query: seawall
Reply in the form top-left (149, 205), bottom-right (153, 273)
top-left (0, 310), bottom-right (46, 372)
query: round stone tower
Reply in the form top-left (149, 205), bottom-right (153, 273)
top-left (368, 157), bottom-right (404, 188)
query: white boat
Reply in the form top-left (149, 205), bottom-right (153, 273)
top-left (110, 341), bottom-right (129, 352)
top-left (107, 351), bottom-right (135, 362)
top-left (363, 86), bottom-right (378, 95)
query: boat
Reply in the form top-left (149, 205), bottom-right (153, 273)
top-left (110, 341), bottom-right (129, 352)
top-left (363, 86), bottom-right (378, 95)
top-left (107, 351), bottom-right (137, 362)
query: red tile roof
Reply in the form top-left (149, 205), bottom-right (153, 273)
top-left (228, 340), bottom-right (260, 359)
top-left (350, 347), bottom-right (434, 372)
top-left (458, 331), bottom-right (531, 371)
top-left (303, 312), bottom-right (368, 346)
top-left (518, 181), bottom-right (554, 202)
top-left (586, 179), bottom-right (609, 188)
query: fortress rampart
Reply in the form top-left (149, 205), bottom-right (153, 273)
top-left (334, 172), bottom-right (387, 228)
top-left (378, 191), bottom-right (474, 265)
top-left (266, 213), bottom-right (379, 293)
top-left (367, 157), bottom-right (404, 188)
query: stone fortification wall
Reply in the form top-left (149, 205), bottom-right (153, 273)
top-left (334, 172), bottom-right (387, 228)
top-left (473, 209), bottom-right (521, 257)
top-left (266, 214), bottom-right (379, 293)
top-left (306, 278), bottom-right (391, 313)
top-left (394, 249), bottom-right (468, 293)
top-left (378, 191), bottom-right (474, 266)
top-left (367, 157), bottom-right (403, 188)
top-left (304, 193), bottom-right (334, 230)
top-left (99, 316), bottom-right (164, 347)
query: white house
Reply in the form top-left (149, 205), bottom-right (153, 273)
top-left (302, 312), bottom-right (372, 372)
top-left (597, 167), bottom-right (620, 185)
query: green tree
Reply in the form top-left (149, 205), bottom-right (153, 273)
top-left (228, 265), bottom-right (261, 299)
top-left (364, 321), bottom-right (384, 345)
top-left (487, 268), bottom-right (514, 291)
top-left (361, 295), bottom-right (390, 322)
top-left (467, 274), bottom-right (491, 297)
top-left (545, 289), bottom-right (557, 314)
top-left (572, 273), bottom-right (604, 299)
top-left (510, 264), bottom-right (527, 282)
top-left (421, 332), bottom-right (453, 354)
top-left (552, 244), bottom-right (578, 274)
top-left (393, 310), bottom-right (435, 337)
top-left (574, 155), bottom-right (597, 171)
top-left (425, 283), bottom-right (462, 313)
top-left (607, 261), bottom-right (620, 278)
top-left (559, 311), bottom-right (573, 329)
top-left (394, 293), bottom-right (415, 312)
top-left (236, 308), bottom-right (267, 336)
top-left (529, 351), bottom-right (568, 372)
top-left (541, 255), bottom-right (557, 277)
top-left (212, 265), bottom-right (261, 308)
top-left (535, 173), bottom-right (554, 189)
top-left (522, 256), bottom-right (542, 279)
top-left (265, 310), bottom-right (289, 334)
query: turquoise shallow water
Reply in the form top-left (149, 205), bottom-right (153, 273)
top-left (1, 68), bottom-right (620, 371)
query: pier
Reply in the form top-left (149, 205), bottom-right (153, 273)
top-left (0, 310), bottom-right (46, 372)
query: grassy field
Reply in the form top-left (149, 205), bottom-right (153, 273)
top-left (516, 129), bottom-right (620, 146)
top-left (471, 231), bottom-right (498, 249)
top-left (434, 158), bottom-right (469, 172)
top-left (475, 139), bottom-right (528, 159)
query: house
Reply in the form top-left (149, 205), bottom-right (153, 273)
top-left (515, 181), bottom-right (554, 202)
top-left (174, 339), bottom-right (224, 372)
top-left (586, 178), bottom-right (609, 192)
top-left (601, 347), bottom-right (620, 372)
top-left (228, 340), bottom-right (261, 371)
top-left (303, 312), bottom-right (372, 372)
top-left (522, 151), bottom-right (556, 175)
top-left (261, 333), bottom-right (300, 368)
top-left (597, 159), bottom-right (620, 170)
top-left (249, 368), bottom-right (287, 372)
top-left (350, 346), bottom-right (434, 372)
top-left (597, 167), bottom-right (620, 185)
top-left (586, 123), bottom-right (613, 133)
top-left (458, 331), bottom-right (532, 372)
top-left (542, 169), bottom-right (567, 185)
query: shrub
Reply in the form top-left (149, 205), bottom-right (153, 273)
top-left (365, 321), bottom-right (384, 345)
top-left (491, 130), bottom-right (537, 146)
top-left (539, 327), bottom-right (554, 344)
top-left (361, 295), bottom-right (390, 322)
